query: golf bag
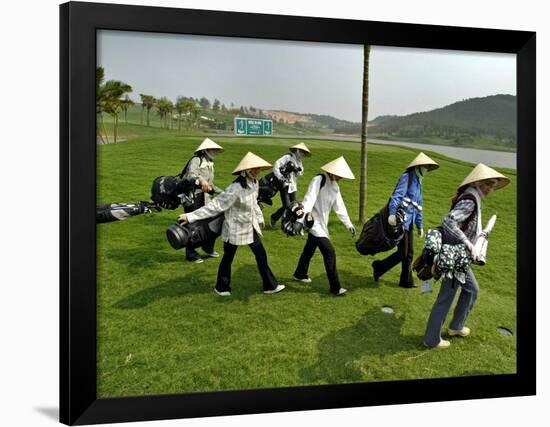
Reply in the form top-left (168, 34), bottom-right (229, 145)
top-left (280, 201), bottom-right (315, 236)
top-left (150, 175), bottom-right (201, 210)
top-left (96, 201), bottom-right (161, 223)
top-left (166, 214), bottom-right (224, 250)
top-left (258, 173), bottom-right (282, 205)
top-left (355, 202), bottom-right (408, 256)
top-left (257, 161), bottom-right (302, 205)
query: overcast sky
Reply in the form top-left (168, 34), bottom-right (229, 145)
top-left (97, 30), bottom-right (515, 123)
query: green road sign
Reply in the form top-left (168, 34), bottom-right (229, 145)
top-left (234, 118), bottom-right (273, 136)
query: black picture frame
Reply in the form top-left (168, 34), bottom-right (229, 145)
top-left (60, 1), bottom-right (536, 425)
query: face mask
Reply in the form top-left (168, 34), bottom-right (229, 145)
top-left (416, 166), bottom-right (427, 183)
top-left (205, 150), bottom-right (217, 160)
top-left (293, 150), bottom-right (303, 160)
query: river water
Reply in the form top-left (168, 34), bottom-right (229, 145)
top-left (215, 132), bottom-right (517, 170)
top-left (368, 138), bottom-right (516, 170)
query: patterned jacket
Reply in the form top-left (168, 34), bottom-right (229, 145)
top-left (183, 155), bottom-right (222, 195)
top-left (186, 178), bottom-right (264, 245)
top-left (273, 152), bottom-right (304, 194)
top-left (442, 186), bottom-right (482, 246)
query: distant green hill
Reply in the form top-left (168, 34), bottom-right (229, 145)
top-left (369, 94), bottom-right (516, 150)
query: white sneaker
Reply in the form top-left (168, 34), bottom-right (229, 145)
top-left (448, 327), bottom-right (471, 337)
top-left (293, 276), bottom-right (312, 283)
top-left (334, 288), bottom-right (347, 296)
top-left (424, 339), bottom-right (451, 349)
top-left (214, 289), bottom-right (231, 297)
top-left (205, 251), bottom-right (220, 258)
top-left (264, 284), bottom-right (285, 294)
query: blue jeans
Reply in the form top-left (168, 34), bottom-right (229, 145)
top-left (423, 268), bottom-right (479, 347)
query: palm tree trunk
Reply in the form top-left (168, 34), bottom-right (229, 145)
top-left (359, 44), bottom-right (371, 224)
top-left (96, 114), bottom-right (106, 144)
top-left (100, 113), bottom-right (110, 144)
top-left (114, 114), bottom-right (118, 143)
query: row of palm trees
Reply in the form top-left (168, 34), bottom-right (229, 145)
top-left (140, 95), bottom-right (201, 131)
top-left (96, 67), bottom-right (134, 144)
top-left (96, 67), bottom-right (204, 143)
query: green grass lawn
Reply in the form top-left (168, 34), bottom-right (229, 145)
top-left (97, 124), bottom-right (517, 397)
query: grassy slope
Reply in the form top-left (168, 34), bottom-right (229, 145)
top-left (97, 124), bottom-right (517, 397)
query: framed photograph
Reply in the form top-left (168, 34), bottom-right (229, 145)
top-left (60, 1), bottom-right (536, 425)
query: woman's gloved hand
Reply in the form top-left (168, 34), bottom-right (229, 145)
top-left (199, 179), bottom-right (210, 193)
top-left (178, 213), bottom-right (189, 224)
top-left (388, 215), bottom-right (397, 226)
top-left (466, 240), bottom-right (480, 261)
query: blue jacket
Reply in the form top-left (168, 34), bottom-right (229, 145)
top-left (388, 170), bottom-right (423, 231)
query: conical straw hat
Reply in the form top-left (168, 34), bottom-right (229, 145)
top-left (195, 137), bottom-right (224, 153)
top-left (232, 152), bottom-right (272, 175)
top-left (321, 156), bottom-right (355, 180)
top-left (290, 142), bottom-right (312, 156)
top-left (458, 163), bottom-right (510, 191)
top-left (407, 152), bottom-right (439, 171)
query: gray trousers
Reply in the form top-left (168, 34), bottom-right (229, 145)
top-left (423, 268), bottom-right (479, 347)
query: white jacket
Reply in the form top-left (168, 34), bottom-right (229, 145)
top-left (273, 152), bottom-right (303, 194)
top-left (300, 173), bottom-right (353, 238)
top-left (186, 178), bottom-right (264, 245)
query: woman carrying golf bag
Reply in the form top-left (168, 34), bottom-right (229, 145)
top-left (423, 163), bottom-right (509, 348)
top-left (178, 152), bottom-right (285, 297)
top-left (270, 143), bottom-right (312, 227)
top-left (372, 152), bottom-right (439, 288)
top-left (293, 156), bottom-right (356, 296)
top-left (181, 138), bottom-right (224, 263)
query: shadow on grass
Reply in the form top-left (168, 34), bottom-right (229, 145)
top-left (212, 264), bottom-right (275, 303)
top-left (113, 270), bottom-right (212, 309)
top-left (300, 308), bottom-right (423, 384)
top-left (339, 269), bottom-right (380, 290)
top-left (282, 269), bottom-right (379, 296)
top-left (357, 253), bottom-right (415, 289)
top-left (105, 247), bottom-right (179, 273)
top-left (113, 260), bottom-right (290, 308)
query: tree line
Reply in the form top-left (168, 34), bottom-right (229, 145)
top-left (96, 67), bottom-right (278, 142)
top-left (96, 67), bottom-right (134, 144)
top-left (369, 94), bottom-right (516, 146)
